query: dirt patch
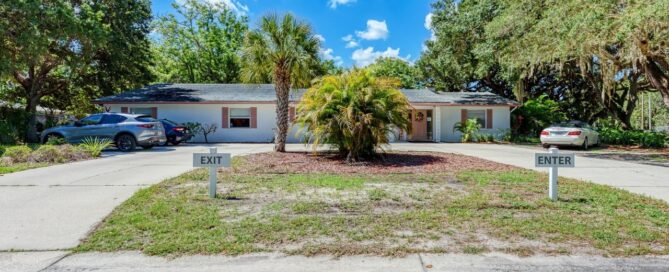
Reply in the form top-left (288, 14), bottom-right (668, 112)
top-left (231, 151), bottom-right (515, 174)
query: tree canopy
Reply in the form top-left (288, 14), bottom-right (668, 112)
top-left (367, 57), bottom-right (421, 89)
top-left (152, 0), bottom-right (248, 83)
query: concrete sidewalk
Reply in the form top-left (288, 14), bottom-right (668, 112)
top-left (0, 144), bottom-right (273, 252)
top-left (4, 251), bottom-right (667, 272)
top-left (390, 143), bottom-right (669, 202)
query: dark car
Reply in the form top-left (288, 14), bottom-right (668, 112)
top-left (159, 119), bottom-right (193, 145)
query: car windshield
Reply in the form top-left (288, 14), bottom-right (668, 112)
top-left (550, 121), bottom-right (583, 128)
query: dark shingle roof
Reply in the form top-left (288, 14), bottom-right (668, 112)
top-left (95, 84), bottom-right (517, 106)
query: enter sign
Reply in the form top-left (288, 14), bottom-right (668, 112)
top-left (535, 153), bottom-right (575, 168)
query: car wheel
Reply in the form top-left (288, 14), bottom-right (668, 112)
top-left (116, 134), bottom-right (136, 152)
top-left (542, 144), bottom-right (550, 149)
top-left (582, 138), bottom-right (589, 150)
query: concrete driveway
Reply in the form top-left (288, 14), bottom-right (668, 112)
top-left (390, 143), bottom-right (669, 202)
top-left (0, 144), bottom-right (273, 252)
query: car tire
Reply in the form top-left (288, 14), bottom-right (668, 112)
top-left (116, 134), bottom-right (136, 152)
top-left (141, 145), bottom-right (154, 150)
top-left (542, 144), bottom-right (550, 149)
top-left (582, 138), bottom-right (589, 150)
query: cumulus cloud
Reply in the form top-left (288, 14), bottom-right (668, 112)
top-left (328, 0), bottom-right (356, 9)
top-left (425, 13), bottom-right (436, 41)
top-left (314, 34), bottom-right (326, 42)
top-left (320, 48), bottom-right (343, 66)
top-left (342, 35), bottom-right (359, 48)
top-left (351, 46), bottom-right (401, 67)
top-left (178, 0), bottom-right (249, 15)
top-left (355, 19), bottom-right (389, 40)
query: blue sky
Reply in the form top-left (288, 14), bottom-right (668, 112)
top-left (151, 0), bottom-right (435, 67)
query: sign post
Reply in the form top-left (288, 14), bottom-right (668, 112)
top-left (193, 147), bottom-right (231, 198)
top-left (535, 147), bottom-right (575, 201)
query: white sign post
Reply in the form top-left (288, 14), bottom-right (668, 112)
top-left (193, 148), bottom-right (231, 198)
top-left (535, 147), bottom-right (575, 201)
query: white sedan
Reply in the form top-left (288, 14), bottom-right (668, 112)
top-left (540, 121), bottom-right (600, 149)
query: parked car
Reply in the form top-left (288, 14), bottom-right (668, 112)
top-left (41, 113), bottom-right (167, 151)
top-left (540, 120), bottom-right (600, 149)
top-left (159, 119), bottom-right (193, 145)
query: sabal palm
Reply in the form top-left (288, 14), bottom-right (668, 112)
top-left (241, 13), bottom-right (320, 152)
top-left (297, 69), bottom-right (411, 161)
top-left (453, 119), bottom-right (481, 143)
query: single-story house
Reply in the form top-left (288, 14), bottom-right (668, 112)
top-left (95, 83), bottom-right (518, 143)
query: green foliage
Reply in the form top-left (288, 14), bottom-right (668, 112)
top-left (0, 106), bottom-right (27, 144)
top-left (1, 146), bottom-right (32, 163)
top-left (183, 122), bottom-right (202, 142)
top-left (632, 92), bottom-right (669, 130)
top-left (153, 0), bottom-right (248, 83)
top-left (596, 119), bottom-right (667, 148)
top-left (367, 57), bottom-right (421, 89)
top-left (46, 135), bottom-right (66, 146)
top-left (514, 95), bottom-right (566, 136)
top-left (476, 133), bottom-right (496, 143)
top-left (79, 138), bottom-right (112, 157)
top-left (297, 70), bottom-right (411, 161)
top-left (453, 119), bottom-right (481, 143)
top-left (0, 0), bottom-right (154, 142)
top-left (241, 13), bottom-right (322, 152)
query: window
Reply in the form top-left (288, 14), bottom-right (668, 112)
top-left (229, 108), bottom-right (251, 128)
top-left (79, 114), bottom-right (103, 125)
top-left (467, 110), bottom-right (486, 127)
top-left (129, 107), bottom-right (153, 116)
top-left (100, 115), bottom-right (127, 124)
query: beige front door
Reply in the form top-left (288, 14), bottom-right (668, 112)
top-left (410, 109), bottom-right (429, 141)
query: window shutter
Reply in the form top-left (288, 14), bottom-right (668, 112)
top-left (221, 107), bottom-right (229, 128)
top-left (250, 107), bottom-right (257, 128)
top-left (486, 109), bottom-right (493, 129)
top-left (150, 107), bottom-right (158, 118)
top-left (460, 109), bottom-right (468, 124)
top-left (289, 107), bottom-right (296, 123)
top-left (121, 107), bottom-right (128, 113)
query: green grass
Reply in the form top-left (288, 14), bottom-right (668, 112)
top-left (77, 156), bottom-right (669, 257)
top-left (0, 163), bottom-right (48, 175)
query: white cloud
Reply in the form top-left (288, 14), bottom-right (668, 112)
top-left (328, 0), bottom-right (356, 9)
top-left (424, 13), bottom-right (436, 41)
top-left (320, 48), bottom-right (343, 66)
top-left (355, 19), bottom-right (389, 40)
top-left (314, 34), bottom-right (326, 42)
top-left (342, 34), bottom-right (359, 48)
top-left (178, 0), bottom-right (249, 15)
top-left (351, 46), bottom-right (401, 66)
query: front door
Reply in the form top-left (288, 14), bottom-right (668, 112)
top-left (410, 109), bottom-right (429, 141)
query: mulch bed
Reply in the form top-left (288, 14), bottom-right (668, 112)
top-left (231, 151), bottom-right (515, 174)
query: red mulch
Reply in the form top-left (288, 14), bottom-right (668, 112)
top-left (232, 151), bottom-right (515, 174)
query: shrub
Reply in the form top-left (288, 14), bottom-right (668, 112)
top-left (453, 119), bottom-right (481, 143)
top-left (59, 144), bottom-right (92, 161)
top-left (79, 138), bottom-right (112, 157)
top-left (2, 146), bottom-right (33, 164)
top-left (596, 119), bottom-right (667, 148)
top-left (30, 145), bottom-right (66, 163)
top-left (513, 94), bottom-right (566, 136)
top-left (45, 135), bottom-right (66, 145)
top-left (476, 133), bottom-right (496, 143)
top-left (297, 69), bottom-right (411, 162)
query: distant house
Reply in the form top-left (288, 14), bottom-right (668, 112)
top-left (95, 84), bottom-right (518, 143)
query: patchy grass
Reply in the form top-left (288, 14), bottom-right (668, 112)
top-left (0, 163), bottom-right (48, 175)
top-left (77, 152), bottom-right (669, 257)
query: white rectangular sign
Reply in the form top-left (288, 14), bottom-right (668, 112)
top-left (535, 153), bottom-right (575, 168)
top-left (193, 153), bottom-right (231, 167)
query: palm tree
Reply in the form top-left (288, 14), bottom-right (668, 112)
top-left (297, 69), bottom-right (411, 162)
top-left (241, 13), bottom-right (321, 152)
top-left (453, 119), bottom-right (481, 143)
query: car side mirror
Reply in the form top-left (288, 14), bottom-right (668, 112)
top-left (74, 121), bottom-right (84, 127)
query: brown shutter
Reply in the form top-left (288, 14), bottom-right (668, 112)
top-left (460, 109), bottom-right (468, 124)
top-left (250, 107), bottom-right (257, 128)
top-left (289, 107), bottom-right (296, 122)
top-left (150, 107), bottom-right (158, 118)
top-left (221, 107), bottom-right (229, 128)
top-left (486, 109), bottom-right (493, 129)
top-left (120, 107), bottom-right (128, 113)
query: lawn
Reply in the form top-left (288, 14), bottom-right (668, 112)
top-left (77, 152), bottom-right (669, 257)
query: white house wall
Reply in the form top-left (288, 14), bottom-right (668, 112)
top-left (440, 106), bottom-right (511, 142)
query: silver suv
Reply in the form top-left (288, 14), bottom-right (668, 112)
top-left (41, 113), bottom-right (167, 151)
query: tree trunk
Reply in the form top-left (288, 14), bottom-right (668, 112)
top-left (274, 65), bottom-right (291, 152)
top-left (25, 97), bottom-right (40, 143)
